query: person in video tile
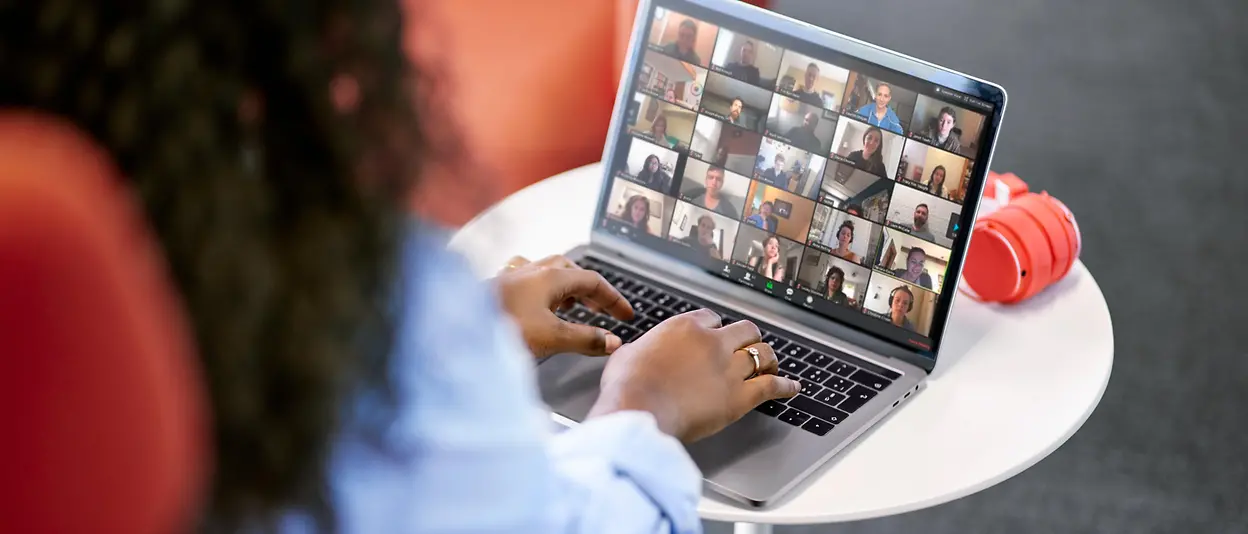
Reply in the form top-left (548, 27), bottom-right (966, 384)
top-left (891, 247), bottom-right (933, 289)
top-left (846, 126), bottom-right (887, 176)
top-left (784, 111), bottom-right (825, 154)
top-left (722, 40), bottom-right (761, 86)
top-left (762, 153), bottom-right (788, 184)
top-left (855, 83), bottom-right (904, 135)
top-left (636, 154), bottom-right (673, 193)
top-left (744, 200), bottom-right (779, 233)
top-left (909, 203), bottom-right (937, 242)
top-left (663, 19), bottom-right (703, 65)
top-left (926, 165), bottom-right (948, 198)
top-left (680, 165), bottom-right (739, 217)
top-left (649, 113), bottom-right (680, 149)
top-left (791, 62), bottom-right (823, 107)
top-left (681, 214), bottom-right (723, 260)
top-left (621, 195), bottom-right (654, 236)
top-left (748, 235), bottom-right (787, 282)
top-left (823, 266), bottom-right (850, 306)
top-left (830, 219), bottom-right (861, 264)
top-left (888, 285), bottom-right (918, 332)
top-left (922, 106), bottom-right (961, 153)
top-left (727, 97), bottom-right (748, 127)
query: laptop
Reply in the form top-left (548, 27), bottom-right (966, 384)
top-left (537, 0), bottom-right (1006, 508)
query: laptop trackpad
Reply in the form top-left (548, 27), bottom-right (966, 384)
top-left (536, 352), bottom-right (791, 472)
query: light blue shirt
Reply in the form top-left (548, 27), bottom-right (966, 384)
top-left (855, 103), bottom-right (904, 135)
top-left (296, 223), bottom-right (704, 533)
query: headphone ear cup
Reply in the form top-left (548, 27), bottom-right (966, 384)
top-left (990, 202), bottom-right (1053, 303)
top-left (964, 219), bottom-right (1026, 303)
top-left (1027, 193), bottom-right (1081, 280)
top-left (1011, 193), bottom-right (1073, 285)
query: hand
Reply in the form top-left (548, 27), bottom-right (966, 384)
top-left (588, 310), bottom-right (801, 443)
top-left (494, 255), bottom-right (635, 359)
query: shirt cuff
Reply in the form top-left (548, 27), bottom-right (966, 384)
top-left (549, 410), bottom-right (703, 532)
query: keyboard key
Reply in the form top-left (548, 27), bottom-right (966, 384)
top-left (630, 286), bottom-right (658, 300)
top-left (816, 390), bottom-right (848, 408)
top-left (568, 307), bottom-right (593, 323)
top-left (588, 315), bottom-right (617, 330)
top-left (828, 360), bottom-right (856, 377)
top-left (755, 400), bottom-right (787, 417)
top-left (836, 352), bottom-right (903, 381)
top-left (615, 279), bottom-right (637, 293)
top-left (788, 395), bottom-right (850, 425)
top-left (611, 323), bottom-right (641, 342)
top-left (630, 299), bottom-right (655, 316)
top-left (801, 418), bottom-right (835, 436)
top-left (670, 300), bottom-right (697, 314)
top-left (780, 371), bottom-right (800, 382)
top-left (838, 385), bottom-right (878, 413)
top-left (800, 367), bottom-right (830, 384)
top-left (652, 293), bottom-right (677, 308)
top-left (648, 307), bottom-right (673, 321)
top-left (798, 380), bottom-right (823, 398)
top-left (761, 334), bottom-right (788, 351)
top-left (823, 375), bottom-right (854, 393)
top-left (803, 352), bottom-right (833, 368)
top-left (779, 359), bottom-right (809, 374)
top-left (780, 343), bottom-right (810, 360)
top-left (850, 369), bottom-right (891, 391)
top-left (635, 318), bottom-right (659, 333)
top-left (778, 409), bottom-right (811, 427)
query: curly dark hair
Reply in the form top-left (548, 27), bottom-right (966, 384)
top-left (0, 1), bottom-right (458, 531)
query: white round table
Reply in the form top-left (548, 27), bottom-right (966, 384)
top-left (449, 162), bottom-right (1114, 532)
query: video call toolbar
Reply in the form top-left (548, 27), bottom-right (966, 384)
top-left (601, 5), bottom-right (993, 347)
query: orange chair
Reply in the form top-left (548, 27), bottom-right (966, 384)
top-left (409, 0), bottom-right (768, 226)
top-left (0, 113), bottom-right (209, 534)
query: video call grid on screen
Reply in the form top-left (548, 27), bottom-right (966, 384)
top-left (598, 1), bottom-right (998, 351)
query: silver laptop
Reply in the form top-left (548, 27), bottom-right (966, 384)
top-left (537, 0), bottom-right (1006, 508)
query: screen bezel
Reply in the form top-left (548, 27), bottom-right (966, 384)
top-left (590, 0), bottom-right (1007, 373)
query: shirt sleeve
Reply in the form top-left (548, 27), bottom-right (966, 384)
top-left (322, 223), bottom-right (704, 534)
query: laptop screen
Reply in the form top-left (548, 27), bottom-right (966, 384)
top-left (596, 0), bottom-right (1000, 357)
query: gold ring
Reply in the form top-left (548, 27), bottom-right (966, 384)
top-left (746, 346), bottom-right (761, 379)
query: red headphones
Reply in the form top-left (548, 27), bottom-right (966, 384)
top-left (961, 171), bottom-right (1081, 304)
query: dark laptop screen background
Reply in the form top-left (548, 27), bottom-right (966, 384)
top-left (597, 0), bottom-right (999, 357)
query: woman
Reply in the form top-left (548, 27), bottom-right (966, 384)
top-left (0, 3), bottom-right (799, 533)
top-left (846, 126), bottom-right (887, 176)
top-left (927, 165), bottom-right (947, 198)
top-left (635, 154), bottom-right (672, 193)
top-left (649, 113), bottom-right (679, 149)
top-left (823, 266), bottom-right (850, 306)
top-left (622, 195), bottom-right (652, 235)
top-left (829, 220), bottom-right (862, 264)
top-left (748, 235), bottom-right (786, 282)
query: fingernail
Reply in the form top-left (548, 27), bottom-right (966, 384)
top-left (788, 378), bottom-right (802, 393)
top-left (604, 333), bottom-right (623, 353)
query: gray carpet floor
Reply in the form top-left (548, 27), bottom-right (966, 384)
top-left (707, 0), bottom-right (1248, 532)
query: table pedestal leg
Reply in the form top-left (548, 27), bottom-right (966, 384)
top-left (733, 522), bottom-right (773, 534)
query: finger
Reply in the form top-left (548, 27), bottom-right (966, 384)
top-left (716, 320), bottom-right (763, 353)
top-left (550, 320), bottom-right (623, 357)
top-left (544, 268), bottom-right (634, 321)
top-left (736, 374), bottom-right (801, 412)
top-left (501, 255), bottom-right (531, 273)
top-left (532, 255), bottom-right (578, 269)
top-left (680, 307), bottom-right (722, 329)
top-left (731, 342), bottom-right (778, 380)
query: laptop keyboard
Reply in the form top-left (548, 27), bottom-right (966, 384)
top-left (560, 258), bottom-right (903, 437)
